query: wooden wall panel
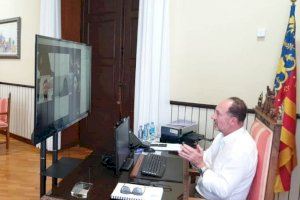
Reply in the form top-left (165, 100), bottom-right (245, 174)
top-left (61, 0), bottom-right (83, 148)
top-left (61, 0), bottom-right (82, 42)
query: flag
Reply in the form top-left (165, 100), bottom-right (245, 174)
top-left (273, 3), bottom-right (297, 192)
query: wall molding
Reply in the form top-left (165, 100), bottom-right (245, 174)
top-left (0, 132), bottom-right (31, 145)
top-left (170, 100), bottom-right (255, 114)
top-left (170, 100), bottom-right (299, 119)
top-left (0, 81), bottom-right (34, 88)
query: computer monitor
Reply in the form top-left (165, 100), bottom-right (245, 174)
top-left (115, 117), bottom-right (131, 176)
top-left (32, 35), bottom-right (91, 145)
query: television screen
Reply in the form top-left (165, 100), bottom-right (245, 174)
top-left (32, 35), bottom-right (91, 145)
top-left (115, 117), bottom-right (131, 175)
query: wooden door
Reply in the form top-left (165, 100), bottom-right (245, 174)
top-left (60, 0), bottom-right (82, 148)
top-left (81, 0), bottom-right (139, 152)
top-left (121, 0), bottom-right (139, 126)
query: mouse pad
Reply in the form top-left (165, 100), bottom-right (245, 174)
top-left (135, 156), bottom-right (183, 183)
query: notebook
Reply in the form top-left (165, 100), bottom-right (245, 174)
top-left (110, 182), bottom-right (163, 200)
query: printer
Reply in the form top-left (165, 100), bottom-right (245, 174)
top-left (160, 120), bottom-right (198, 143)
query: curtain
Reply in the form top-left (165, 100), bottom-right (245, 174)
top-left (134, 0), bottom-right (170, 137)
top-left (38, 0), bottom-right (61, 150)
top-left (40, 0), bottom-right (61, 38)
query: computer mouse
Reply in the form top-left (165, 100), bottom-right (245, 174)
top-left (143, 147), bottom-right (155, 153)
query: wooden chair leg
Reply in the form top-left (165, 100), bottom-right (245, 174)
top-left (6, 130), bottom-right (9, 149)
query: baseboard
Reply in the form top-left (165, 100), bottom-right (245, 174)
top-left (0, 132), bottom-right (81, 151)
top-left (0, 132), bottom-right (32, 145)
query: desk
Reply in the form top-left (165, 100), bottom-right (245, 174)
top-left (44, 152), bottom-right (186, 200)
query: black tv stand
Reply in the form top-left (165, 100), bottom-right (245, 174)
top-left (42, 157), bottom-right (82, 178)
top-left (40, 132), bottom-right (82, 197)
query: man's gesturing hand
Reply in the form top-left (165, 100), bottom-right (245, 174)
top-left (178, 144), bottom-right (205, 168)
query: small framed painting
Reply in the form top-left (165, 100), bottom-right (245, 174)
top-left (0, 17), bottom-right (21, 59)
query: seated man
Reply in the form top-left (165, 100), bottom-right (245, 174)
top-left (179, 97), bottom-right (258, 200)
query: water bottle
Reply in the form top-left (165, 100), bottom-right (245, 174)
top-left (142, 124), bottom-right (148, 141)
top-left (146, 123), bottom-right (150, 141)
top-left (149, 122), bottom-right (156, 141)
top-left (137, 125), bottom-right (143, 140)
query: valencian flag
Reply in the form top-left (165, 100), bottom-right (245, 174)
top-left (273, 2), bottom-right (297, 192)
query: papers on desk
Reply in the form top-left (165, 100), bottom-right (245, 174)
top-left (150, 143), bottom-right (181, 151)
top-left (167, 119), bottom-right (197, 126)
top-left (111, 182), bottom-right (163, 200)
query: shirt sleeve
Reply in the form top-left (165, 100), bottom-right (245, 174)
top-left (199, 147), bottom-right (257, 199)
top-left (203, 133), bottom-right (223, 167)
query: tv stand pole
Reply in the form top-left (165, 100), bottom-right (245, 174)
top-left (39, 133), bottom-right (59, 197)
top-left (40, 140), bottom-right (46, 197)
top-left (52, 132), bottom-right (59, 187)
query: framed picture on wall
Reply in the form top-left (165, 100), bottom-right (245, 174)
top-left (0, 17), bottom-right (21, 59)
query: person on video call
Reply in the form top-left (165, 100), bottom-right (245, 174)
top-left (179, 97), bottom-right (258, 200)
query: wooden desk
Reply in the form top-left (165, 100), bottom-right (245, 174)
top-left (44, 152), bottom-right (185, 200)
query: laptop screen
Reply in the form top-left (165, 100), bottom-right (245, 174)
top-left (115, 117), bottom-right (130, 175)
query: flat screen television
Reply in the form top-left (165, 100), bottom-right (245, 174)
top-left (115, 116), bottom-right (131, 176)
top-left (31, 35), bottom-right (91, 145)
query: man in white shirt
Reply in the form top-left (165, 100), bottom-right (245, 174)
top-left (179, 97), bottom-right (258, 200)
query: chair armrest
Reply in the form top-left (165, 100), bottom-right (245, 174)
top-left (189, 168), bottom-right (200, 176)
top-left (189, 168), bottom-right (200, 183)
top-left (0, 112), bottom-right (8, 115)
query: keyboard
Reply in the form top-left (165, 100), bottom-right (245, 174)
top-left (141, 154), bottom-right (167, 178)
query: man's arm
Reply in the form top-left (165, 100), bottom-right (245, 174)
top-left (179, 142), bottom-right (256, 199)
top-left (178, 144), bottom-right (206, 168)
top-left (197, 150), bottom-right (255, 199)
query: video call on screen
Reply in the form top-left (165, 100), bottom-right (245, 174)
top-left (33, 36), bottom-right (91, 144)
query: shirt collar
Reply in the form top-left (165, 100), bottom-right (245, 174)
top-left (222, 127), bottom-right (245, 144)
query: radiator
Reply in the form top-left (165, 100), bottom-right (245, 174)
top-left (0, 83), bottom-right (34, 140)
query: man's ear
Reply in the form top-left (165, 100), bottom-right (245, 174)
top-left (230, 116), bottom-right (239, 125)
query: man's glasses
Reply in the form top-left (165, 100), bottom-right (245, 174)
top-left (120, 184), bottom-right (145, 196)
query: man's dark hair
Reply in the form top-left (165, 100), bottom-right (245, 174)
top-left (227, 97), bottom-right (247, 122)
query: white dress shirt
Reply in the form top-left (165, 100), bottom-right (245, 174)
top-left (196, 127), bottom-right (258, 200)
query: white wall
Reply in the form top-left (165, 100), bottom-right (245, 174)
top-left (170, 0), bottom-right (300, 111)
top-left (0, 0), bottom-right (40, 86)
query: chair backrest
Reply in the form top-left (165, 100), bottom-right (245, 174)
top-left (248, 119), bottom-right (273, 200)
top-left (0, 94), bottom-right (10, 124)
top-left (247, 108), bottom-right (281, 200)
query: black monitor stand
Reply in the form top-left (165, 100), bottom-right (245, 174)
top-left (39, 132), bottom-right (82, 197)
top-left (40, 139), bottom-right (46, 196)
top-left (40, 131), bottom-right (59, 197)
